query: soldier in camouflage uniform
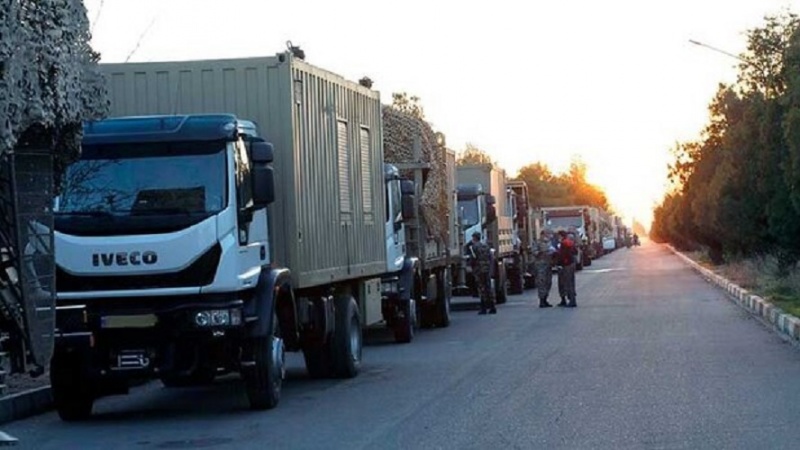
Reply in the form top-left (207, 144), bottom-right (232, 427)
top-left (556, 231), bottom-right (578, 307)
top-left (534, 230), bottom-right (556, 308)
top-left (467, 232), bottom-right (496, 315)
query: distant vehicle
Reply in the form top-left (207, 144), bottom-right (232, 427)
top-left (602, 236), bottom-right (617, 254)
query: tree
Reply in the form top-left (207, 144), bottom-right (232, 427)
top-left (737, 11), bottom-right (800, 97)
top-left (653, 11), bottom-right (800, 268)
top-left (512, 158), bottom-right (611, 209)
top-left (456, 143), bottom-right (496, 167)
top-left (515, 162), bottom-right (558, 207)
top-left (391, 92), bottom-right (425, 120)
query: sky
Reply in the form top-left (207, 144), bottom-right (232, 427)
top-left (82, 0), bottom-right (799, 228)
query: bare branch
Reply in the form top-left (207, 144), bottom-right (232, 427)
top-left (124, 16), bottom-right (157, 63)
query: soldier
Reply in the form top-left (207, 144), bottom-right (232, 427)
top-left (556, 231), bottom-right (578, 307)
top-left (467, 231), bottom-right (496, 315)
top-left (534, 230), bottom-right (556, 308)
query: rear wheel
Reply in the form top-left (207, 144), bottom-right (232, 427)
top-left (332, 295), bottom-right (362, 378)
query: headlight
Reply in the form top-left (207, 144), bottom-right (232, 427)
top-left (194, 309), bottom-right (242, 327)
top-left (381, 280), bottom-right (399, 294)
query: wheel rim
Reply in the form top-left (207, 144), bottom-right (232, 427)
top-left (272, 336), bottom-right (286, 382)
top-left (349, 315), bottom-right (362, 362)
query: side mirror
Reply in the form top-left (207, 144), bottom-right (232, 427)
top-left (400, 179), bottom-right (416, 220)
top-left (401, 195), bottom-right (415, 220)
top-left (251, 141), bottom-right (275, 207)
top-left (251, 141), bottom-right (274, 164)
top-left (393, 220), bottom-right (403, 233)
top-left (253, 166), bottom-right (275, 207)
top-left (486, 204), bottom-right (497, 224)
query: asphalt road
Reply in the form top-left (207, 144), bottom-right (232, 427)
top-left (7, 242), bottom-right (800, 449)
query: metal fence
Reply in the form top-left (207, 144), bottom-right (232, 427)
top-left (0, 147), bottom-right (55, 388)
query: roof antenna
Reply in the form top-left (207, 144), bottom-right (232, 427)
top-left (286, 40), bottom-right (306, 60)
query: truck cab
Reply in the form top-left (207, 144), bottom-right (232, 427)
top-left (454, 183), bottom-right (505, 299)
top-left (456, 183), bottom-right (498, 248)
top-left (542, 207), bottom-right (592, 270)
top-left (380, 163), bottom-right (452, 342)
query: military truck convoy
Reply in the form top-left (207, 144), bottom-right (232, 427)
top-left (49, 52), bottom-right (472, 420)
top-left (33, 48), bottom-right (624, 421)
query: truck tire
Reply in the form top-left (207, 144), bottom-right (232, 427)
top-left (393, 298), bottom-right (416, 344)
top-left (433, 269), bottom-right (452, 328)
top-left (245, 313), bottom-right (285, 410)
top-left (495, 263), bottom-right (508, 305)
top-left (332, 295), bottom-right (362, 378)
top-left (51, 350), bottom-right (94, 421)
top-left (508, 265), bottom-right (524, 295)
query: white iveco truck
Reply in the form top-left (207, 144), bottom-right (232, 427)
top-left (51, 52), bottom-right (425, 420)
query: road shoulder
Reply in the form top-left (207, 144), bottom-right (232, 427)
top-left (667, 244), bottom-right (800, 343)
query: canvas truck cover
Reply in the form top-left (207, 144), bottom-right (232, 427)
top-left (100, 53), bottom-right (387, 289)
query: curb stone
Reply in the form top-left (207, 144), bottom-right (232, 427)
top-left (0, 386), bottom-right (52, 425)
top-left (667, 245), bottom-right (800, 344)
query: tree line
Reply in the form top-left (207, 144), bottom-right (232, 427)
top-left (390, 93), bottom-right (611, 211)
top-left (650, 11), bottom-right (800, 270)
top-left (456, 146), bottom-right (610, 210)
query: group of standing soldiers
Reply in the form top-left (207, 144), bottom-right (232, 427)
top-left (534, 229), bottom-right (578, 308)
top-left (465, 229), bottom-right (578, 314)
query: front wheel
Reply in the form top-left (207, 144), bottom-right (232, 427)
top-left (244, 313), bottom-right (285, 410)
top-left (51, 351), bottom-right (94, 421)
top-left (434, 269), bottom-right (452, 328)
top-left (393, 298), bottom-right (416, 344)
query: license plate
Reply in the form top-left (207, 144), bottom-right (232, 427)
top-left (101, 314), bottom-right (158, 329)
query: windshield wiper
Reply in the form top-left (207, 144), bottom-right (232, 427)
top-left (55, 211), bottom-right (115, 217)
top-left (130, 207), bottom-right (204, 216)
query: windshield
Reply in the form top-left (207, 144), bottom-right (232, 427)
top-left (459, 199), bottom-right (479, 228)
top-left (546, 216), bottom-right (583, 229)
top-left (56, 142), bottom-right (227, 216)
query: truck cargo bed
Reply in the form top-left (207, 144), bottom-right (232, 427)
top-left (101, 54), bottom-right (387, 289)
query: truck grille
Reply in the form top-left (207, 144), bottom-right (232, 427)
top-left (56, 243), bottom-right (221, 292)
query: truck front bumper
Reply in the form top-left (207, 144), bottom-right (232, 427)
top-left (54, 294), bottom-right (249, 380)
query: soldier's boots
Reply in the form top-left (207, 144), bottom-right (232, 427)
top-left (557, 297), bottom-right (568, 307)
top-left (478, 306), bottom-right (498, 315)
top-left (539, 298), bottom-right (552, 308)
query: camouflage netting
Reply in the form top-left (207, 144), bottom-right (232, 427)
top-left (382, 105), bottom-right (449, 241)
top-left (0, 0), bottom-right (108, 378)
top-left (0, 0), bottom-right (108, 184)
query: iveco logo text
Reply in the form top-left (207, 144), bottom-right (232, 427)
top-left (92, 251), bottom-right (158, 267)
